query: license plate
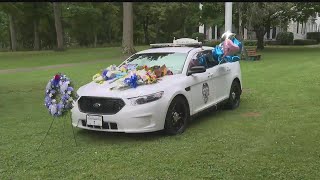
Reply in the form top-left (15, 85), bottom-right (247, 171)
top-left (86, 115), bottom-right (103, 126)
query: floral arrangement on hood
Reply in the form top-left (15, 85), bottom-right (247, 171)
top-left (44, 73), bottom-right (78, 117)
top-left (92, 64), bottom-right (173, 90)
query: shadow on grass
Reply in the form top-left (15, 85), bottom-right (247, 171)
top-left (189, 106), bottom-right (226, 127)
top-left (76, 128), bottom-right (165, 143)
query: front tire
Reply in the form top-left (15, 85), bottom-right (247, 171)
top-left (225, 80), bottom-right (241, 110)
top-left (164, 96), bottom-right (190, 135)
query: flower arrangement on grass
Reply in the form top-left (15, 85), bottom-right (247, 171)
top-left (44, 73), bottom-right (78, 117)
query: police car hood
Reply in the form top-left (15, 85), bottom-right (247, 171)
top-left (77, 74), bottom-right (184, 98)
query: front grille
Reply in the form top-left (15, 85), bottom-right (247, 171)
top-left (78, 96), bottom-right (125, 115)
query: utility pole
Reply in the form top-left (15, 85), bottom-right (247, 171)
top-left (225, 2), bottom-right (233, 32)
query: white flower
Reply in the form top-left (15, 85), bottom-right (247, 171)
top-left (60, 82), bottom-right (68, 94)
top-left (49, 93), bottom-right (53, 97)
top-left (67, 91), bottom-right (71, 94)
top-left (46, 81), bottom-right (51, 91)
top-left (49, 104), bottom-right (57, 115)
top-left (52, 99), bottom-right (56, 103)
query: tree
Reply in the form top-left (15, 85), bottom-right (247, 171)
top-left (53, 2), bottom-right (64, 50)
top-left (0, 3), bottom-right (22, 51)
top-left (201, 2), bottom-right (225, 30)
top-left (0, 11), bottom-right (10, 49)
top-left (240, 2), bottom-right (292, 50)
top-left (122, 2), bottom-right (135, 56)
top-left (20, 2), bottom-right (48, 50)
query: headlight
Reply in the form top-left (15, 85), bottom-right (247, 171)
top-left (128, 91), bottom-right (164, 105)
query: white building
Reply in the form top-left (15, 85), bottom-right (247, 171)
top-left (199, 2), bottom-right (320, 41)
top-left (287, 13), bottom-right (320, 39)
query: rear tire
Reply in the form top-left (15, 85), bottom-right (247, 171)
top-left (164, 96), bottom-right (190, 135)
top-left (225, 80), bottom-right (241, 110)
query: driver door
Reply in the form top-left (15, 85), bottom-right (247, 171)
top-left (187, 51), bottom-right (214, 114)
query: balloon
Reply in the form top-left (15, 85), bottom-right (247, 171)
top-left (221, 31), bottom-right (236, 40)
top-left (212, 46), bottom-right (224, 63)
top-left (224, 55), bottom-right (240, 62)
top-left (232, 38), bottom-right (242, 52)
top-left (223, 38), bottom-right (240, 57)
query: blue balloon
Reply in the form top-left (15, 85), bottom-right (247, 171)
top-left (212, 45), bottom-right (224, 63)
top-left (232, 38), bottom-right (242, 53)
top-left (198, 55), bottom-right (207, 67)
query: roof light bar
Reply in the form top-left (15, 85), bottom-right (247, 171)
top-left (150, 38), bottom-right (202, 48)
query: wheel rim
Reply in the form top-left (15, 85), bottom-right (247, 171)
top-left (170, 102), bottom-right (186, 131)
top-left (231, 85), bottom-right (240, 106)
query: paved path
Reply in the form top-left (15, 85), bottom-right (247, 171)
top-left (0, 59), bottom-right (108, 74)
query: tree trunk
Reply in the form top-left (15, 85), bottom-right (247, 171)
top-left (8, 14), bottom-right (17, 51)
top-left (143, 16), bottom-right (149, 45)
top-left (238, 3), bottom-right (243, 40)
top-left (53, 2), bottom-right (64, 51)
top-left (255, 29), bottom-right (265, 50)
top-left (33, 20), bottom-right (40, 51)
top-left (94, 32), bottom-right (97, 48)
top-left (122, 2), bottom-right (135, 56)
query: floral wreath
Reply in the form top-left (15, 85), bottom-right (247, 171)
top-left (44, 73), bottom-right (77, 117)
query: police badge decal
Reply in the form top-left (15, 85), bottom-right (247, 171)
top-left (202, 83), bottom-right (210, 103)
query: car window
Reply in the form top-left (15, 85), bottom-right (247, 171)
top-left (188, 50), bottom-right (218, 70)
top-left (203, 50), bottom-right (219, 68)
top-left (126, 52), bottom-right (188, 74)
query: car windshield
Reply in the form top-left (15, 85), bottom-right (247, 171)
top-left (124, 52), bottom-right (188, 74)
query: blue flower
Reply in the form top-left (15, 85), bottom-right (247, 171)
top-left (102, 69), bottom-right (109, 80)
top-left (124, 74), bottom-right (138, 88)
top-left (67, 87), bottom-right (73, 92)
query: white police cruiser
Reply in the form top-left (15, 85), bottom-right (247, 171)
top-left (71, 38), bottom-right (242, 135)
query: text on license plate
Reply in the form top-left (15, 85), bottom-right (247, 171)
top-left (86, 115), bottom-right (103, 126)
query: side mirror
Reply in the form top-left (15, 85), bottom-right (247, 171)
top-left (187, 66), bottom-right (206, 76)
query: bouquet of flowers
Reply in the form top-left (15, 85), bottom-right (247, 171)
top-left (92, 64), bottom-right (173, 90)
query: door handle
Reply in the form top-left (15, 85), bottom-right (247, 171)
top-left (226, 67), bottom-right (231, 72)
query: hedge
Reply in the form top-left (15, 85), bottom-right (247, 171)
top-left (293, 39), bottom-right (318, 45)
top-left (306, 32), bottom-right (320, 43)
top-left (276, 32), bottom-right (294, 45)
top-left (203, 40), bottom-right (265, 47)
top-left (191, 32), bottom-right (205, 42)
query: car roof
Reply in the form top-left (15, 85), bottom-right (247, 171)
top-left (136, 46), bottom-right (214, 54)
top-left (136, 47), bottom-right (196, 54)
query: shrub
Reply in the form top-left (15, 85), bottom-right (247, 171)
top-left (276, 32), bottom-right (294, 45)
top-left (243, 40), bottom-right (257, 46)
top-left (306, 32), bottom-right (320, 43)
top-left (192, 32), bottom-right (205, 42)
top-left (203, 39), bottom-right (263, 47)
top-left (203, 40), bottom-right (221, 47)
top-left (265, 40), bottom-right (280, 46)
top-left (293, 39), bottom-right (318, 45)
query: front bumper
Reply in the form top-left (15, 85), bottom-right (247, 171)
top-left (71, 97), bottom-right (168, 133)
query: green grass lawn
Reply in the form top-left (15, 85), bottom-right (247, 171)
top-left (1, 46), bottom-right (320, 179)
top-left (0, 46), bottom-right (148, 70)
